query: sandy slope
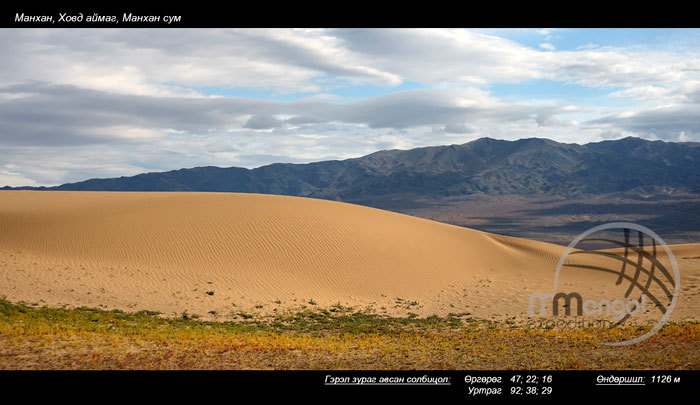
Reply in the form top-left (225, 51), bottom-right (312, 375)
top-left (1, 191), bottom-right (698, 321)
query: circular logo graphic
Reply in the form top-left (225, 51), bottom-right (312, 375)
top-left (552, 222), bottom-right (680, 346)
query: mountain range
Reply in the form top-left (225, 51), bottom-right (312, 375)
top-left (7, 137), bottom-right (700, 201)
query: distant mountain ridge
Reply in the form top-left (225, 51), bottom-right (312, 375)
top-left (5, 137), bottom-right (700, 202)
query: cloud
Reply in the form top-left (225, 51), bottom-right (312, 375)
top-left (535, 113), bottom-right (559, 127)
top-left (587, 73), bottom-right (700, 140)
top-left (443, 123), bottom-right (475, 134)
top-left (0, 82), bottom-right (551, 144)
top-left (329, 29), bottom-right (543, 85)
top-left (588, 103), bottom-right (700, 141)
top-left (286, 115), bottom-right (328, 125)
top-left (0, 81), bottom-right (258, 145)
top-left (0, 80), bottom-right (591, 186)
top-left (0, 29), bottom-right (402, 97)
top-left (7, 28), bottom-right (697, 98)
top-left (609, 85), bottom-right (671, 100)
top-left (244, 115), bottom-right (284, 129)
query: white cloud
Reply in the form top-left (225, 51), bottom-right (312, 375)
top-left (3, 29), bottom-right (699, 98)
top-left (609, 85), bottom-right (670, 100)
top-left (0, 168), bottom-right (42, 187)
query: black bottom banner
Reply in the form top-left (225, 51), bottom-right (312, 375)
top-left (1, 370), bottom-right (696, 401)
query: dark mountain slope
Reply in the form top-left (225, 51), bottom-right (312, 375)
top-left (5, 137), bottom-right (700, 199)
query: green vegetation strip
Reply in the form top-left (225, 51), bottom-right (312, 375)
top-left (1, 299), bottom-right (698, 370)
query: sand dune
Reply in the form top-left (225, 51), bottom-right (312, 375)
top-left (1, 190), bottom-right (698, 321)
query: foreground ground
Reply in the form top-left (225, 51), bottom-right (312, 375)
top-left (1, 299), bottom-right (698, 370)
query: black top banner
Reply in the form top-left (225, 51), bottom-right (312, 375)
top-left (1, 5), bottom-right (697, 28)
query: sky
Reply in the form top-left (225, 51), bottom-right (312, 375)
top-left (2, 28), bottom-right (700, 187)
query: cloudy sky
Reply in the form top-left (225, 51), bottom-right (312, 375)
top-left (2, 28), bottom-right (700, 186)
